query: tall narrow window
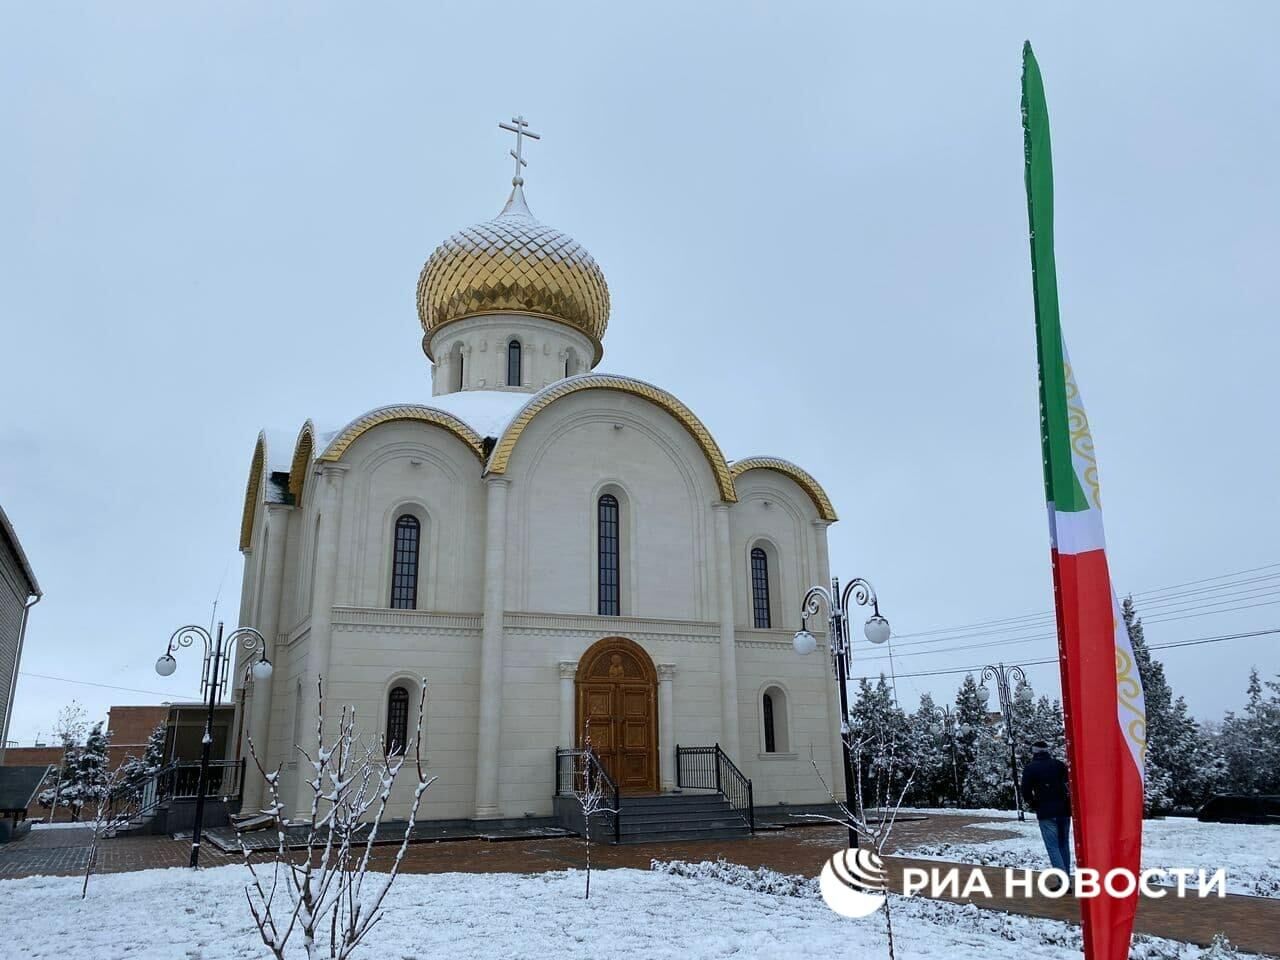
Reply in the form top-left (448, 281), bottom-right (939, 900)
top-left (507, 339), bottom-right (522, 386)
top-left (455, 351), bottom-right (465, 391)
top-left (763, 692), bottom-right (776, 753)
top-left (750, 547), bottom-right (771, 628)
top-left (390, 515), bottom-right (420, 609)
top-left (386, 686), bottom-right (409, 755)
top-left (597, 494), bottom-right (620, 616)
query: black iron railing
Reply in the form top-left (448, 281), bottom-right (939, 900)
top-left (555, 747), bottom-right (621, 844)
top-left (675, 743), bottom-right (754, 832)
top-left (107, 758), bottom-right (247, 823)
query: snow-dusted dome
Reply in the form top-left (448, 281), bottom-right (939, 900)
top-left (416, 184), bottom-right (610, 361)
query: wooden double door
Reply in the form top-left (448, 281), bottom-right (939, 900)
top-left (575, 636), bottom-right (658, 794)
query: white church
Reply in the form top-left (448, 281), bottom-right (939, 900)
top-left (232, 120), bottom-right (844, 832)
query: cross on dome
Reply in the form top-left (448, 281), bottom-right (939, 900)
top-left (498, 114), bottom-right (540, 186)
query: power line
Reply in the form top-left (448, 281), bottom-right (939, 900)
top-left (18, 671), bottom-right (179, 699)
top-left (864, 592), bottom-right (1280, 661)
top-left (887, 561), bottom-right (1280, 643)
top-left (848, 627), bottom-right (1280, 683)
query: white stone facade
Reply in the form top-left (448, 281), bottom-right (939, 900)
top-left (233, 182), bottom-right (844, 822)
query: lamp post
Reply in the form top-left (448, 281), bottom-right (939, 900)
top-left (931, 705), bottom-right (964, 806)
top-left (978, 662), bottom-right (1027, 822)
top-left (155, 621), bottom-right (272, 867)
top-left (793, 577), bottom-right (890, 850)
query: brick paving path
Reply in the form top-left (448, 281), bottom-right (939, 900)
top-left (2, 817), bottom-right (1275, 955)
top-left (0, 826), bottom-right (235, 878)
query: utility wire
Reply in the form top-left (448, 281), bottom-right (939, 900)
top-left (17, 671), bottom-right (178, 699)
top-left (848, 627), bottom-right (1279, 683)
top-left (889, 561), bottom-right (1280, 642)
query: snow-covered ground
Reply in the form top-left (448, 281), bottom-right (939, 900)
top-left (898, 816), bottom-right (1280, 898)
top-left (0, 862), bottom-right (1265, 960)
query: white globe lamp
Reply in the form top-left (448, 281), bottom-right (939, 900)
top-left (792, 629), bottom-right (817, 657)
top-left (863, 615), bottom-right (891, 646)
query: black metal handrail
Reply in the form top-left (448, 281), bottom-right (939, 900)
top-left (554, 747), bottom-right (621, 844)
top-left (106, 758), bottom-right (246, 823)
top-left (675, 743), bottom-right (754, 832)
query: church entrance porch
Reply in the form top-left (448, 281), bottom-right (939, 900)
top-left (574, 637), bottom-right (658, 794)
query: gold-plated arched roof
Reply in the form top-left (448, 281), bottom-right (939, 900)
top-left (729, 456), bottom-right (838, 522)
top-left (417, 185), bottom-right (610, 363)
top-left (486, 375), bottom-right (736, 502)
top-left (289, 421), bottom-right (316, 506)
top-left (317, 404), bottom-right (486, 463)
top-left (239, 432), bottom-right (268, 551)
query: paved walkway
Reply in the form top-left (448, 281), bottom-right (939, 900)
top-left (2, 817), bottom-right (1275, 955)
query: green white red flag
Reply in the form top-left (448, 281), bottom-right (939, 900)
top-left (1021, 42), bottom-right (1147, 960)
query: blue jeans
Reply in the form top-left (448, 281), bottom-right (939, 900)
top-left (1038, 816), bottom-right (1072, 873)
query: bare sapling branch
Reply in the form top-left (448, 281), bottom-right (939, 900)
top-left (240, 675), bottom-right (435, 960)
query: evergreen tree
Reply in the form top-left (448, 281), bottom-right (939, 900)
top-left (967, 714), bottom-right (1015, 808)
top-left (1122, 596), bottom-right (1177, 814)
top-left (953, 674), bottom-right (991, 808)
top-left (907, 693), bottom-right (947, 806)
top-left (848, 675), bottom-right (911, 806)
top-left (63, 723), bottom-right (112, 820)
top-left (1219, 668), bottom-right (1280, 795)
top-left (1008, 679), bottom-right (1037, 767)
top-left (1026, 694), bottom-right (1066, 757)
top-left (1164, 695), bottom-right (1226, 808)
top-left (118, 723), bottom-right (167, 790)
top-left (1219, 668), bottom-right (1262, 794)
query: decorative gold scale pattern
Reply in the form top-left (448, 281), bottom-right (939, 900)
top-left (729, 457), bottom-right (839, 522)
top-left (485, 374), bottom-right (737, 503)
top-left (416, 189), bottom-right (610, 360)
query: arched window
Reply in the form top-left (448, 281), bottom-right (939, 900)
top-left (385, 686), bottom-right (410, 755)
top-left (763, 692), bottom-right (777, 753)
top-left (390, 515), bottom-right (421, 609)
top-left (597, 494), bottom-right (620, 616)
top-left (455, 350), bottom-right (465, 392)
top-left (507, 339), bottom-right (522, 387)
top-left (761, 684), bottom-right (790, 753)
top-left (750, 546), bottom-right (771, 628)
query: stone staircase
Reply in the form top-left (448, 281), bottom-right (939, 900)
top-left (615, 793), bottom-right (752, 844)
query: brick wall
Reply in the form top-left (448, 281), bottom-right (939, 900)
top-left (105, 705), bottom-right (168, 752)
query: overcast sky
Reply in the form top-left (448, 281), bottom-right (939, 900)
top-left (3, 3), bottom-right (1277, 745)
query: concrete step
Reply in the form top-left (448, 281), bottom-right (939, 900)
top-left (618, 797), bottom-right (730, 812)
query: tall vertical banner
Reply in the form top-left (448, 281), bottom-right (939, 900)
top-left (1021, 42), bottom-right (1147, 960)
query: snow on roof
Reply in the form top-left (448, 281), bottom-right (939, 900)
top-left (261, 428), bottom-right (296, 475)
top-left (418, 390), bottom-right (530, 439)
top-left (0, 503), bottom-right (40, 596)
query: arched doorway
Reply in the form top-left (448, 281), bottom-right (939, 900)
top-left (575, 636), bottom-right (658, 794)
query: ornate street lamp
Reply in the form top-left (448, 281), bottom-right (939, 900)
top-left (979, 662), bottom-right (1027, 821)
top-left (793, 577), bottom-right (889, 849)
top-left (155, 622), bottom-right (271, 867)
top-left (929, 705), bottom-right (966, 806)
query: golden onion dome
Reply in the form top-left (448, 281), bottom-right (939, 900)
top-left (417, 184), bottom-right (610, 361)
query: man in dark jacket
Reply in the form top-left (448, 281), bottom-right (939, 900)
top-left (1021, 740), bottom-right (1072, 872)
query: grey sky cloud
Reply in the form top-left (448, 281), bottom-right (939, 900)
top-left (2, 2), bottom-right (1277, 743)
